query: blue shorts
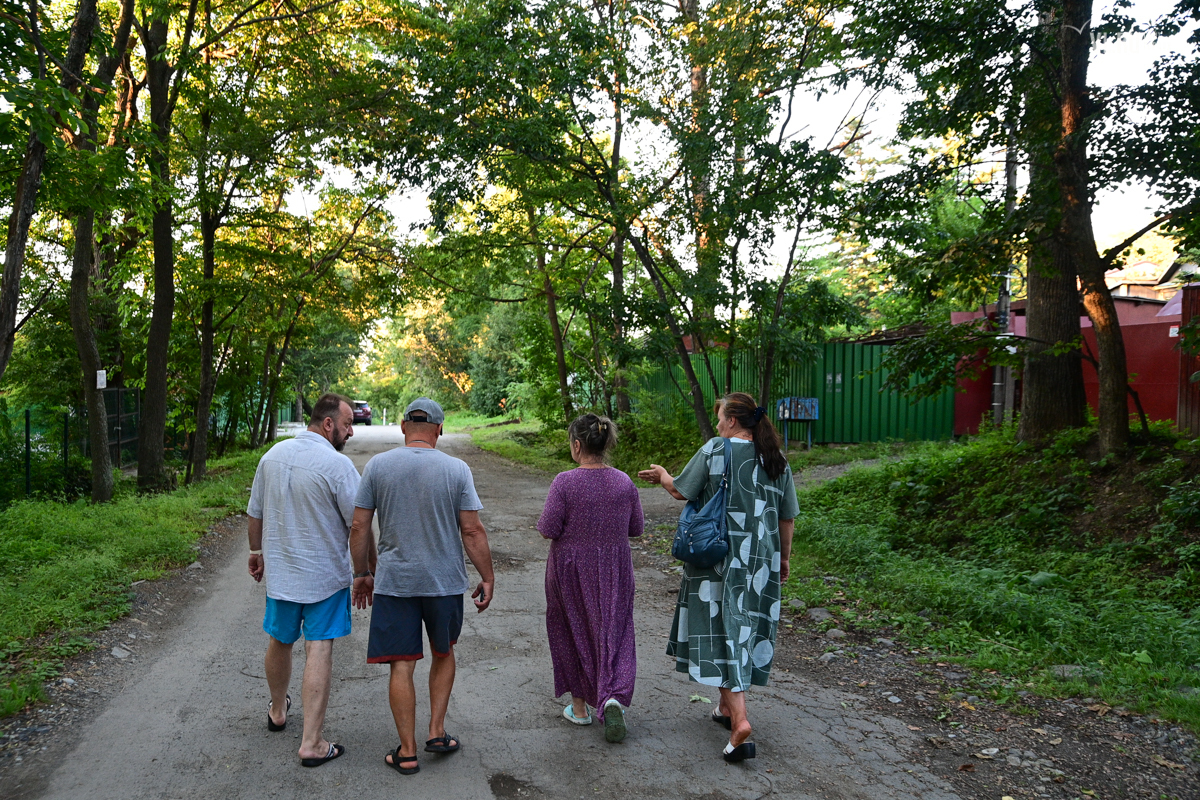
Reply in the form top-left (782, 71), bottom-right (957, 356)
top-left (263, 587), bottom-right (351, 644)
top-left (367, 594), bottom-right (463, 662)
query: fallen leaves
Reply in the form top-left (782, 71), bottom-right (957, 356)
top-left (1049, 737), bottom-right (1063, 746)
top-left (957, 763), bottom-right (975, 772)
top-left (1086, 703), bottom-right (1112, 716)
top-left (1151, 754), bottom-right (1186, 770)
top-left (688, 694), bottom-right (711, 704)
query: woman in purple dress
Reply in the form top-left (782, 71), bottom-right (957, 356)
top-left (537, 413), bottom-right (644, 743)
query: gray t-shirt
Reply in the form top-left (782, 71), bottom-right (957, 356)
top-left (354, 446), bottom-right (484, 598)
top-left (247, 431), bottom-right (361, 604)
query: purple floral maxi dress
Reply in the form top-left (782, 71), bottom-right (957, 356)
top-left (538, 467), bottom-right (644, 718)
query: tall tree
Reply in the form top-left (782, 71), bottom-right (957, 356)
top-left (68, 0), bottom-right (137, 502)
top-left (1, 0), bottom-right (99, 384)
top-left (847, 0), bottom-right (1190, 452)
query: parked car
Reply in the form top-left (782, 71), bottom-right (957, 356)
top-left (352, 400), bottom-right (372, 425)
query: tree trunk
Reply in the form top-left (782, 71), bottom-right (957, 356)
top-left (0, 0), bottom-right (99, 384)
top-left (1054, 0), bottom-right (1128, 453)
top-left (69, 212), bottom-right (114, 502)
top-left (1018, 234), bottom-right (1087, 441)
top-left (137, 17), bottom-right (177, 491)
top-left (189, 204), bottom-right (216, 482)
top-left (628, 233), bottom-right (715, 439)
top-left (531, 209), bottom-right (573, 424)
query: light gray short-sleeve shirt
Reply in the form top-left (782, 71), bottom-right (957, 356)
top-left (355, 447), bottom-right (483, 598)
top-left (247, 431), bottom-right (361, 604)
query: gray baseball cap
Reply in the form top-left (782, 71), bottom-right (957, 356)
top-left (403, 397), bottom-right (445, 424)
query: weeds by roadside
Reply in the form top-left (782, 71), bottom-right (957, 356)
top-left (788, 423), bottom-right (1200, 730)
top-left (0, 445), bottom-right (269, 717)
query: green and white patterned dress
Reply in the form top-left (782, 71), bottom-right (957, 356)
top-left (666, 437), bottom-right (800, 690)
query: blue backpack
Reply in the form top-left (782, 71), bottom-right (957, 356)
top-left (672, 438), bottom-right (732, 569)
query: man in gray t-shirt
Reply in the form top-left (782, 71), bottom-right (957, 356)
top-left (349, 397), bottom-right (495, 776)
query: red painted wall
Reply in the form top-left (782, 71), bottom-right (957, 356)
top-left (1080, 320), bottom-right (1181, 422)
top-left (952, 294), bottom-right (1183, 434)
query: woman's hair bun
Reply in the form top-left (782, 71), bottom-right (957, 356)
top-left (569, 413), bottom-right (617, 458)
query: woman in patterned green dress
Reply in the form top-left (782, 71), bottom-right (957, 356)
top-left (639, 392), bottom-right (798, 763)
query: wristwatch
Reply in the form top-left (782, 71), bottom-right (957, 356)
top-left (354, 571), bottom-right (373, 578)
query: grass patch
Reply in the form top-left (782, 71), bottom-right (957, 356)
top-left (786, 440), bottom-right (919, 470)
top-left (786, 422), bottom-right (1200, 728)
top-left (0, 445), bottom-right (268, 717)
top-left (442, 411), bottom-right (516, 433)
top-left (470, 407), bottom-right (704, 482)
top-left (472, 421), bottom-right (574, 474)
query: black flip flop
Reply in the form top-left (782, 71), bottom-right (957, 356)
top-left (386, 746), bottom-right (419, 775)
top-left (301, 742), bottom-right (344, 768)
top-left (267, 694), bottom-right (291, 732)
top-left (723, 741), bottom-right (756, 763)
top-left (424, 734), bottom-right (461, 753)
top-left (711, 709), bottom-right (732, 730)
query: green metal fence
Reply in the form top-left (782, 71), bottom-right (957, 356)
top-left (636, 342), bottom-right (953, 444)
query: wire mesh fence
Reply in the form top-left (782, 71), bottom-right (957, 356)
top-left (0, 404), bottom-right (90, 507)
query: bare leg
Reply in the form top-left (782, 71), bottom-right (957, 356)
top-left (719, 688), bottom-right (752, 747)
top-left (265, 637), bottom-right (293, 727)
top-left (298, 639), bottom-right (334, 759)
top-left (386, 660), bottom-right (419, 764)
top-left (428, 650), bottom-right (457, 743)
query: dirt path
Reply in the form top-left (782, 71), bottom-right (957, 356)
top-left (8, 429), bottom-right (960, 800)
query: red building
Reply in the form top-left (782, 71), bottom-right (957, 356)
top-left (953, 290), bottom-right (1185, 436)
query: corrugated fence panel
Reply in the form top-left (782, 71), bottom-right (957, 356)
top-left (635, 342), bottom-right (953, 443)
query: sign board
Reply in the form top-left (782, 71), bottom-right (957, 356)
top-left (777, 397), bottom-right (818, 450)
top-left (777, 397), bottom-right (819, 421)
top-left (96, 370), bottom-right (107, 389)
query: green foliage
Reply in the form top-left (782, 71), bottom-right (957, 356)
top-left (468, 303), bottom-right (527, 417)
top-left (788, 425), bottom-right (1200, 726)
top-left (0, 444), bottom-right (266, 717)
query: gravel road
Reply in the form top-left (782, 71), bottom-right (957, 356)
top-left (15, 428), bottom-right (960, 800)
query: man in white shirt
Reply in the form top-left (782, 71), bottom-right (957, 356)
top-left (247, 393), bottom-right (371, 768)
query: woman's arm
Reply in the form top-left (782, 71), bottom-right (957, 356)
top-left (636, 464), bottom-right (686, 500)
top-left (536, 481), bottom-right (568, 540)
top-left (628, 483), bottom-right (645, 538)
top-left (778, 518), bottom-right (795, 584)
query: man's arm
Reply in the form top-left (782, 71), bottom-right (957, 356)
top-left (248, 516), bottom-right (265, 582)
top-left (779, 518), bottom-right (795, 584)
top-left (459, 509), bottom-right (495, 612)
top-left (350, 507), bottom-right (376, 609)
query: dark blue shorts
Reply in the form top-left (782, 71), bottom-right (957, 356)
top-left (367, 594), bottom-right (463, 662)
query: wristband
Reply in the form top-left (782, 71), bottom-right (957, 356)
top-left (354, 571), bottom-right (374, 578)
top-left (249, 549), bottom-right (263, 555)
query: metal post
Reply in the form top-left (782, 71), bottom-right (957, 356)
top-left (115, 390), bottom-right (122, 468)
top-left (63, 412), bottom-right (69, 479)
top-left (24, 409), bottom-right (31, 496)
top-left (992, 268), bottom-right (1014, 426)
